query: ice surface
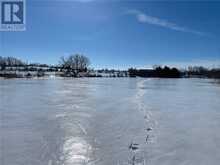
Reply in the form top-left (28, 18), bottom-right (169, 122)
top-left (1, 78), bottom-right (220, 165)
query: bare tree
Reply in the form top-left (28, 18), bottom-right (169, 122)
top-left (59, 54), bottom-right (90, 72)
top-left (79, 55), bottom-right (90, 71)
top-left (0, 56), bottom-right (25, 70)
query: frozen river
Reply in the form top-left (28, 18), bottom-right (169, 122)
top-left (1, 78), bottom-right (220, 165)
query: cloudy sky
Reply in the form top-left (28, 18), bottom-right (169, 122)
top-left (1, 0), bottom-right (220, 69)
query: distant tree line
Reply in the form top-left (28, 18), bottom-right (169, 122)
top-left (0, 54), bottom-right (89, 71)
top-left (186, 66), bottom-right (220, 78)
top-left (0, 54), bottom-right (91, 78)
top-left (0, 56), bottom-right (25, 70)
top-left (1, 55), bottom-right (220, 79)
top-left (128, 66), bottom-right (181, 78)
top-left (128, 65), bottom-right (220, 79)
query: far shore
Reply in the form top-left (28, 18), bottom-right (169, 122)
top-left (1, 67), bottom-right (220, 79)
top-left (1, 56), bottom-right (220, 79)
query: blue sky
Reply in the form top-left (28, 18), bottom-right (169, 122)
top-left (1, 0), bottom-right (220, 69)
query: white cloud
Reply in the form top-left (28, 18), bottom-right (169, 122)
top-left (126, 9), bottom-right (209, 37)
